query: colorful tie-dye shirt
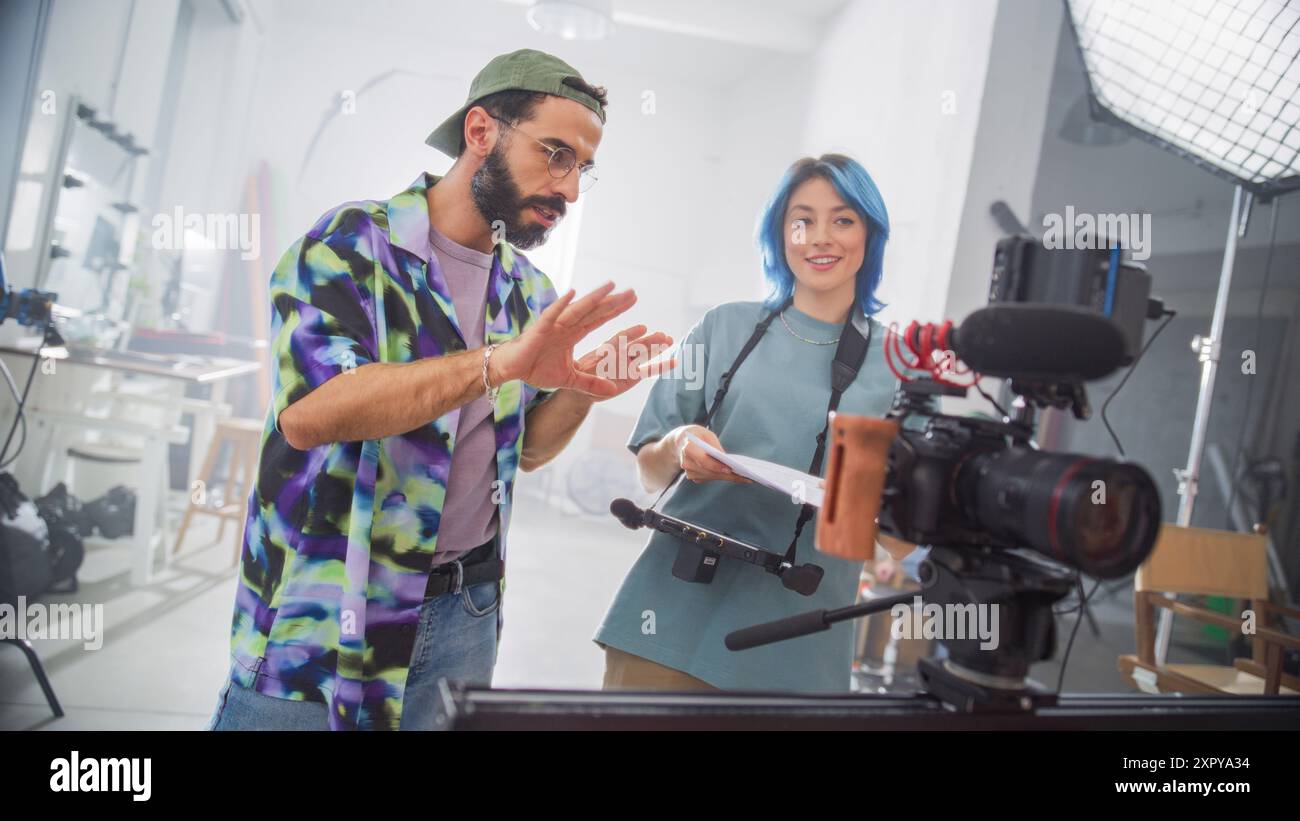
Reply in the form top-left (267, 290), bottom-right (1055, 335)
top-left (225, 172), bottom-right (556, 730)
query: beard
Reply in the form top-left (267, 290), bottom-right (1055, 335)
top-left (469, 142), bottom-right (566, 251)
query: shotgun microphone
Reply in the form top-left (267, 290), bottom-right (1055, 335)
top-left (951, 304), bottom-right (1128, 382)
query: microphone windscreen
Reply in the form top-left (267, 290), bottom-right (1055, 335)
top-left (609, 498), bottom-right (646, 530)
top-left (953, 304), bottom-right (1126, 381)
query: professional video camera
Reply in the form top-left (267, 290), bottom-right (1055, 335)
top-left (729, 233), bottom-right (1170, 712)
top-left (438, 237), bottom-right (1296, 729)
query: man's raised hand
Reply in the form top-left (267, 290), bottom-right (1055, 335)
top-left (573, 323), bottom-right (676, 400)
top-left (488, 282), bottom-right (671, 398)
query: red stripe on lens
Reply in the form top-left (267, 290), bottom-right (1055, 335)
top-left (1047, 458), bottom-right (1096, 563)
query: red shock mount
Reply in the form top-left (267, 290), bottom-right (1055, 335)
top-left (884, 319), bottom-right (981, 388)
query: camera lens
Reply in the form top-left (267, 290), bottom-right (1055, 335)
top-left (960, 447), bottom-right (1161, 578)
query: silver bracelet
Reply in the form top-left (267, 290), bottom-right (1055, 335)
top-left (482, 343), bottom-right (501, 402)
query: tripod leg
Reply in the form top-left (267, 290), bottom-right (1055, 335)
top-left (2, 637), bottom-right (64, 718)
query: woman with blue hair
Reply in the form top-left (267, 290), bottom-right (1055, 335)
top-left (595, 154), bottom-right (917, 693)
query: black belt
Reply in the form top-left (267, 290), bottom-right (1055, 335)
top-left (423, 536), bottom-right (503, 600)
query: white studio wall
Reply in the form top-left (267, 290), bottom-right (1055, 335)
top-left (798, 0), bottom-right (1002, 330)
top-left (237, 0), bottom-right (821, 438)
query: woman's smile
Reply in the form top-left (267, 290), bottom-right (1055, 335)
top-left (805, 254), bottom-right (843, 272)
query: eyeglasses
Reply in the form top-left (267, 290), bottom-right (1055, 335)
top-left (491, 115), bottom-right (598, 193)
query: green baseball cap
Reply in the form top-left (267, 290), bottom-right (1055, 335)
top-left (426, 48), bottom-right (606, 158)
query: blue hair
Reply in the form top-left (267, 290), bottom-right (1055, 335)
top-left (755, 154), bottom-right (890, 317)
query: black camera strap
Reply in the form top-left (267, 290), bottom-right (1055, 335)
top-left (650, 298), bottom-right (873, 567)
top-left (697, 300), bottom-right (791, 429)
top-left (784, 311), bottom-right (871, 564)
top-left (648, 299), bottom-right (790, 512)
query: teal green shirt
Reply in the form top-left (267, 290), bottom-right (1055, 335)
top-left (594, 300), bottom-right (896, 693)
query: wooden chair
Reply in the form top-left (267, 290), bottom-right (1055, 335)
top-left (172, 417), bottom-right (263, 563)
top-left (1119, 523), bottom-right (1300, 696)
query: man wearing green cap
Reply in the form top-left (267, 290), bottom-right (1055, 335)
top-left (209, 49), bottom-right (672, 730)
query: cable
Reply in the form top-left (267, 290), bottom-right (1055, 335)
top-left (1053, 572), bottom-right (1104, 615)
top-left (973, 381), bottom-right (1009, 419)
top-left (0, 357), bottom-right (22, 404)
top-left (1100, 309), bottom-right (1176, 457)
top-left (0, 321), bottom-right (53, 470)
top-left (1056, 576), bottom-right (1101, 694)
top-left (0, 357), bottom-right (25, 471)
top-left (0, 406), bottom-right (28, 471)
top-left (0, 251), bottom-right (35, 471)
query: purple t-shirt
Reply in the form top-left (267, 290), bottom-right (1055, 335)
top-left (428, 224), bottom-right (500, 564)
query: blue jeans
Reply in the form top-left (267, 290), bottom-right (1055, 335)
top-left (206, 579), bottom-right (501, 730)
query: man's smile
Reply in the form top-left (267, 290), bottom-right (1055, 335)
top-left (530, 203), bottom-right (560, 227)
